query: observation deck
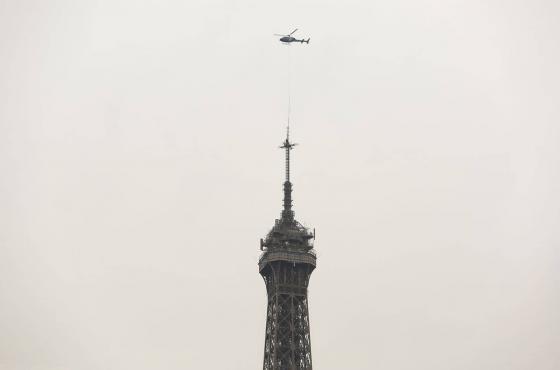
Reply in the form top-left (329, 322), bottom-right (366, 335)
top-left (258, 248), bottom-right (316, 272)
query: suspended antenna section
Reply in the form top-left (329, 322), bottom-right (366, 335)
top-left (280, 126), bottom-right (297, 221)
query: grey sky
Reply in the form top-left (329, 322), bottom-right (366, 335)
top-left (1, 1), bottom-right (559, 369)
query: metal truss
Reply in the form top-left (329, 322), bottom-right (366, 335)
top-left (262, 260), bottom-right (314, 370)
top-left (259, 129), bottom-right (316, 370)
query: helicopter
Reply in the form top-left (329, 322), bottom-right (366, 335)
top-left (274, 29), bottom-right (310, 44)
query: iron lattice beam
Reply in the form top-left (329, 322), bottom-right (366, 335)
top-left (261, 260), bottom-right (314, 370)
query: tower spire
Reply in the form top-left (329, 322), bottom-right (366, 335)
top-left (280, 126), bottom-right (296, 222)
top-left (259, 124), bottom-right (316, 370)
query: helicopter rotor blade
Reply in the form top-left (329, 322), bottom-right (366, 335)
top-left (274, 34), bottom-right (287, 36)
top-left (289, 28), bottom-right (298, 35)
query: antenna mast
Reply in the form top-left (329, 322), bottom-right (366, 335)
top-left (280, 126), bottom-right (296, 222)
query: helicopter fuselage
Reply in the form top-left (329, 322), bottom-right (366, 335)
top-left (280, 36), bottom-right (309, 44)
top-left (280, 36), bottom-right (296, 43)
top-left (275, 29), bottom-right (309, 44)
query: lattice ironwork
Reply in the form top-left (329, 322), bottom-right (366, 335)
top-left (259, 128), bottom-right (316, 370)
top-left (261, 261), bottom-right (314, 370)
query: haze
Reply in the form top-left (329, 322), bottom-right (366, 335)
top-left (1, 1), bottom-right (559, 369)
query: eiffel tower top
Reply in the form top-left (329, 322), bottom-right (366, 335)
top-left (259, 127), bottom-right (315, 255)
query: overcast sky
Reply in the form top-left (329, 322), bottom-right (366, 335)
top-left (1, 1), bottom-right (559, 369)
